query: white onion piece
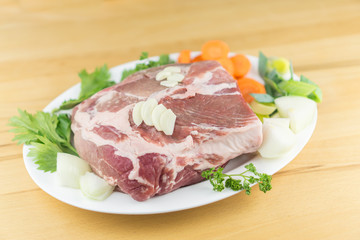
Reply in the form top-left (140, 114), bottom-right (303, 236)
top-left (152, 104), bottom-right (167, 131)
top-left (80, 172), bottom-right (115, 201)
top-left (141, 98), bottom-right (158, 126)
top-left (275, 96), bottom-right (316, 133)
top-left (263, 118), bottom-right (290, 128)
top-left (56, 152), bottom-right (91, 189)
top-left (132, 101), bottom-right (144, 126)
top-left (160, 109), bottom-right (177, 135)
top-left (258, 122), bottom-right (296, 158)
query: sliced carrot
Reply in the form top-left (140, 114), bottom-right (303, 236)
top-left (216, 57), bottom-right (234, 76)
top-left (231, 54), bottom-right (251, 77)
top-left (191, 54), bottom-right (204, 62)
top-left (201, 40), bottom-right (230, 60)
top-left (178, 49), bottom-right (191, 63)
top-left (236, 77), bottom-right (266, 103)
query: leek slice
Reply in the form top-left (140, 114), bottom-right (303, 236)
top-left (278, 80), bottom-right (317, 97)
top-left (250, 101), bottom-right (276, 115)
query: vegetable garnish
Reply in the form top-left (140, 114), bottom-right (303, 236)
top-left (191, 54), bottom-right (203, 62)
top-left (57, 152), bottom-right (91, 188)
top-left (53, 65), bottom-right (115, 112)
top-left (80, 172), bottom-right (115, 201)
top-left (258, 118), bottom-right (296, 158)
top-left (178, 40), bottom-right (252, 80)
top-left (236, 77), bottom-right (266, 103)
top-left (230, 54), bottom-right (251, 78)
top-left (249, 93), bottom-right (274, 103)
top-left (8, 110), bottom-right (77, 172)
top-left (257, 52), bottom-right (323, 103)
top-left (216, 57), bottom-right (235, 76)
top-left (9, 45), bottom-right (322, 200)
top-left (121, 52), bottom-right (175, 80)
top-left (9, 53), bottom-right (174, 174)
top-left (201, 40), bottom-right (230, 60)
top-left (178, 49), bottom-right (191, 63)
top-left (201, 163), bottom-right (272, 195)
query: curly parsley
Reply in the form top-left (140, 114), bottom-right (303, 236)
top-left (201, 163), bottom-right (272, 195)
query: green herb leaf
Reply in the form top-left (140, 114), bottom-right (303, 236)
top-left (78, 65), bottom-right (114, 98)
top-left (245, 163), bottom-right (257, 172)
top-left (250, 93), bottom-right (275, 103)
top-left (28, 137), bottom-right (62, 173)
top-left (53, 65), bottom-right (115, 112)
top-left (56, 114), bottom-right (72, 143)
top-left (8, 109), bottom-right (40, 144)
top-left (121, 53), bottom-right (174, 80)
top-left (55, 99), bottom-right (84, 111)
top-left (201, 163), bottom-right (272, 195)
top-left (8, 110), bottom-right (78, 172)
top-left (140, 52), bottom-right (149, 60)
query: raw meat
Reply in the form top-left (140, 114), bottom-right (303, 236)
top-left (71, 61), bottom-right (262, 201)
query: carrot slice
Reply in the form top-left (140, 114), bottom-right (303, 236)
top-left (201, 40), bottom-right (230, 60)
top-left (191, 54), bottom-right (204, 62)
top-left (216, 57), bottom-right (234, 76)
top-left (231, 54), bottom-right (251, 77)
top-left (178, 50), bottom-right (191, 63)
top-left (236, 77), bottom-right (266, 103)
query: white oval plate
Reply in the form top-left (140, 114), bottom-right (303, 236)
top-left (23, 53), bottom-right (317, 214)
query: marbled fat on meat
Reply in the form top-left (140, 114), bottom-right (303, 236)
top-left (71, 61), bottom-right (263, 201)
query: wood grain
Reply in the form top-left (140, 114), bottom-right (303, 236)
top-left (1, 0), bottom-right (360, 239)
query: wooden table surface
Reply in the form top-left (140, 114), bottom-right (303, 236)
top-left (1, 0), bottom-right (360, 239)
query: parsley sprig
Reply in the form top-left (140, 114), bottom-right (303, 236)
top-left (201, 163), bottom-right (272, 195)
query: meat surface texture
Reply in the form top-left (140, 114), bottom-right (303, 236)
top-left (71, 61), bottom-right (262, 201)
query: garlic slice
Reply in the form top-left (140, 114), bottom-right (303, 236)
top-left (155, 71), bottom-right (172, 81)
top-left (167, 73), bottom-right (185, 82)
top-left (160, 80), bottom-right (178, 87)
top-left (152, 104), bottom-right (167, 131)
top-left (132, 101), bottom-right (145, 126)
top-left (141, 98), bottom-right (158, 126)
top-left (160, 109), bottom-right (177, 135)
top-left (163, 66), bottom-right (181, 73)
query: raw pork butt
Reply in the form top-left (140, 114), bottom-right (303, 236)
top-left (71, 61), bottom-right (262, 201)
